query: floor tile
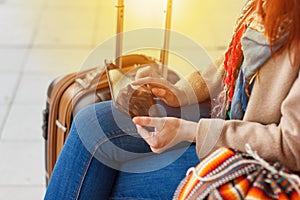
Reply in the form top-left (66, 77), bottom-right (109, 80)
top-left (0, 186), bottom-right (45, 200)
top-left (33, 7), bottom-right (96, 46)
top-left (0, 140), bottom-right (45, 185)
top-left (24, 48), bottom-right (93, 74)
top-left (0, 6), bottom-right (40, 45)
top-left (0, 48), bottom-right (28, 72)
top-left (0, 73), bottom-right (19, 105)
top-left (2, 105), bottom-right (44, 140)
top-left (13, 71), bottom-right (59, 106)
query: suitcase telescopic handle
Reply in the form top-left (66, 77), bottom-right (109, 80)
top-left (161, 0), bottom-right (173, 78)
top-left (115, 0), bottom-right (173, 78)
top-left (115, 0), bottom-right (124, 68)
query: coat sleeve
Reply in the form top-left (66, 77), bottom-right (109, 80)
top-left (195, 68), bottom-right (300, 172)
top-left (175, 55), bottom-right (225, 104)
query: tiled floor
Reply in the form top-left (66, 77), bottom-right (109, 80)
top-left (0, 0), bottom-right (244, 199)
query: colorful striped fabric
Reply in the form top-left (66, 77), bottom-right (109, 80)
top-left (173, 147), bottom-right (300, 200)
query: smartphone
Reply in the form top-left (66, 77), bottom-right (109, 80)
top-left (105, 61), bottom-right (158, 125)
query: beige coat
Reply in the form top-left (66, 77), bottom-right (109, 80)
top-left (180, 46), bottom-right (300, 172)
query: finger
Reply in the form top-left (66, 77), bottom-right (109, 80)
top-left (152, 88), bottom-right (180, 107)
top-left (136, 125), bottom-right (153, 139)
top-left (135, 65), bottom-right (152, 80)
top-left (151, 88), bottom-right (170, 105)
top-left (133, 117), bottom-right (166, 132)
top-left (132, 77), bottom-right (168, 88)
top-left (150, 147), bottom-right (167, 154)
top-left (151, 88), bottom-right (167, 97)
top-left (132, 116), bottom-right (151, 126)
top-left (136, 125), bottom-right (160, 149)
top-left (135, 63), bottom-right (160, 79)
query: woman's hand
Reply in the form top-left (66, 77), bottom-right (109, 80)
top-left (135, 64), bottom-right (162, 80)
top-left (133, 64), bottom-right (186, 107)
top-left (132, 77), bottom-right (188, 107)
top-left (132, 116), bottom-right (197, 153)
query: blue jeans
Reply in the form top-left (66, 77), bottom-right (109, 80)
top-left (44, 100), bottom-right (210, 200)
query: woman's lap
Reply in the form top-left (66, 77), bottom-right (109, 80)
top-left (45, 100), bottom-right (209, 199)
top-left (111, 145), bottom-right (199, 200)
top-left (74, 100), bottom-right (206, 170)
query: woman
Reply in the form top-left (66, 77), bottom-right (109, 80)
top-left (44, 0), bottom-right (300, 199)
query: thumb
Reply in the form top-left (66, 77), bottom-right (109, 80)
top-left (132, 116), bottom-right (151, 127)
top-left (152, 88), bottom-right (180, 107)
top-left (152, 88), bottom-right (167, 97)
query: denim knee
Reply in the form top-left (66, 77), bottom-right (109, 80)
top-left (73, 101), bottom-right (122, 150)
top-left (72, 101), bottom-right (151, 168)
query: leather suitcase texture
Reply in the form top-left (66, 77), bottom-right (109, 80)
top-left (42, 66), bottom-right (109, 185)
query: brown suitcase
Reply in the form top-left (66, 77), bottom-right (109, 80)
top-left (42, 66), bottom-right (111, 185)
top-left (42, 0), bottom-right (174, 185)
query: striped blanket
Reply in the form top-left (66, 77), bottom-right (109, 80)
top-left (173, 146), bottom-right (300, 200)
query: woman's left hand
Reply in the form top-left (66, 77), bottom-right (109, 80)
top-left (132, 77), bottom-right (188, 107)
top-left (132, 116), bottom-right (197, 153)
